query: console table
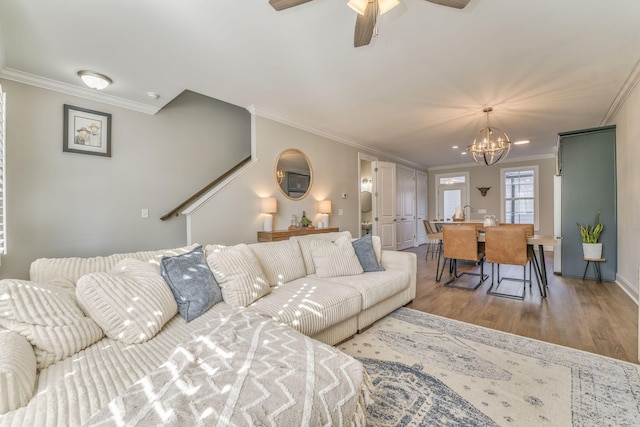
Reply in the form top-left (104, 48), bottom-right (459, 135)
top-left (258, 228), bottom-right (339, 242)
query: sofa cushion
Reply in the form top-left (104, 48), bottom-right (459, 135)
top-left (207, 243), bottom-right (270, 307)
top-left (310, 236), bottom-right (364, 278)
top-left (352, 235), bottom-right (385, 272)
top-left (76, 259), bottom-right (179, 343)
top-left (160, 246), bottom-right (222, 323)
top-left (0, 279), bottom-right (104, 370)
top-left (248, 240), bottom-right (306, 286)
top-left (246, 277), bottom-right (362, 336)
top-left (291, 231), bottom-right (352, 275)
top-left (29, 245), bottom-right (199, 286)
top-left (0, 330), bottom-right (36, 414)
top-left (319, 269), bottom-right (410, 310)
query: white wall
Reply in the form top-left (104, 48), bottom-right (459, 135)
top-left (610, 82), bottom-right (640, 301)
top-left (0, 80), bottom-right (250, 279)
top-left (427, 157), bottom-right (556, 236)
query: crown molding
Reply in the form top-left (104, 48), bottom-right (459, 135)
top-left (0, 68), bottom-right (160, 115)
top-left (601, 57), bottom-right (640, 125)
top-left (427, 153), bottom-right (555, 172)
top-left (248, 105), bottom-right (426, 170)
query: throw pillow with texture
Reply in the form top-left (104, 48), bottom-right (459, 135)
top-left (0, 279), bottom-right (104, 370)
top-left (248, 240), bottom-right (306, 286)
top-left (352, 235), bottom-right (385, 272)
top-left (76, 258), bottom-right (179, 343)
top-left (310, 235), bottom-right (364, 278)
top-left (160, 245), bottom-right (222, 323)
top-left (0, 330), bottom-right (36, 414)
top-left (206, 243), bottom-right (270, 307)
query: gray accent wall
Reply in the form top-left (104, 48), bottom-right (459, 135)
top-left (0, 80), bottom-right (250, 279)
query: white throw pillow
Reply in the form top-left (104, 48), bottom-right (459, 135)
top-left (0, 279), bottom-right (104, 370)
top-left (76, 259), bottom-right (178, 344)
top-left (0, 330), bottom-right (36, 414)
top-left (207, 243), bottom-right (270, 307)
top-left (291, 231), bottom-right (353, 275)
top-left (249, 240), bottom-right (306, 286)
top-left (310, 235), bottom-right (364, 278)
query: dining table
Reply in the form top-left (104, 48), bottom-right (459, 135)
top-left (434, 230), bottom-right (556, 298)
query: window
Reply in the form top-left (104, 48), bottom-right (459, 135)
top-left (435, 172), bottom-right (469, 220)
top-left (0, 84), bottom-right (5, 257)
top-left (501, 166), bottom-right (539, 229)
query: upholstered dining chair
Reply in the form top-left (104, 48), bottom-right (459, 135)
top-left (484, 226), bottom-right (536, 299)
top-left (423, 220), bottom-right (442, 259)
top-left (499, 223), bottom-right (534, 236)
top-left (436, 225), bottom-right (487, 290)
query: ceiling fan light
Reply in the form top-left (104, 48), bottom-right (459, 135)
top-left (378, 0), bottom-right (400, 15)
top-left (347, 0), bottom-right (368, 15)
top-left (78, 70), bottom-right (112, 90)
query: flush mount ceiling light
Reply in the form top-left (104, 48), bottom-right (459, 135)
top-left (467, 107), bottom-right (512, 166)
top-left (77, 71), bottom-right (112, 90)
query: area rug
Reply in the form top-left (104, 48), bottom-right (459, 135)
top-left (339, 308), bottom-right (640, 426)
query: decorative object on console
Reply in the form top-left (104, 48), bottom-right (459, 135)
top-left (467, 107), bottom-right (511, 165)
top-left (63, 104), bottom-right (112, 157)
top-left (261, 197), bottom-right (278, 232)
top-left (300, 210), bottom-right (312, 227)
top-left (319, 200), bottom-right (332, 228)
top-left (477, 186), bottom-right (491, 196)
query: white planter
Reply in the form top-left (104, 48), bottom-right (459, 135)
top-left (582, 243), bottom-right (603, 259)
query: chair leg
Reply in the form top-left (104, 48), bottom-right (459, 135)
top-left (487, 262), bottom-right (526, 300)
top-left (443, 258), bottom-right (488, 290)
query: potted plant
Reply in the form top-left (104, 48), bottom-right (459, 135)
top-left (577, 210), bottom-right (603, 259)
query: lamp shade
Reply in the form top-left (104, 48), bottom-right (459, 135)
top-left (261, 197), bottom-right (277, 214)
top-left (318, 200), bottom-right (332, 214)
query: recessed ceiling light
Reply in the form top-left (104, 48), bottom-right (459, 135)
top-left (77, 70), bottom-right (112, 90)
top-left (461, 152), bottom-right (467, 155)
top-left (513, 140), bottom-right (530, 145)
top-left (452, 145), bottom-right (459, 149)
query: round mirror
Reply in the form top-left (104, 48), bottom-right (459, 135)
top-left (275, 149), bottom-right (313, 200)
top-left (360, 191), bottom-right (372, 213)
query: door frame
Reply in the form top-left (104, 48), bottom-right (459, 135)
top-left (434, 172), bottom-right (470, 220)
top-left (358, 152), bottom-right (378, 237)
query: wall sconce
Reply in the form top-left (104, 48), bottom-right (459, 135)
top-left (276, 169), bottom-right (285, 184)
top-left (261, 197), bottom-right (277, 232)
top-left (318, 200), bottom-right (332, 229)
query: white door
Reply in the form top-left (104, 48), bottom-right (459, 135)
top-left (373, 161), bottom-right (396, 250)
top-left (396, 166), bottom-right (416, 250)
top-left (438, 184), bottom-right (467, 220)
top-left (416, 171), bottom-right (427, 245)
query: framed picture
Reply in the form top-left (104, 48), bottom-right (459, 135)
top-left (63, 104), bottom-right (111, 157)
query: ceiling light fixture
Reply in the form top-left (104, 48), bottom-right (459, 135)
top-left (77, 70), bottom-right (112, 90)
top-left (347, 0), bottom-right (399, 16)
top-left (467, 107), bottom-right (511, 166)
top-left (513, 140), bottom-right (530, 145)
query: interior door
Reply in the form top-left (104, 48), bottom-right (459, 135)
top-left (373, 161), bottom-right (396, 250)
top-left (396, 166), bottom-right (416, 250)
top-left (416, 171), bottom-right (427, 245)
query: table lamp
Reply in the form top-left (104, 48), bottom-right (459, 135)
top-left (261, 197), bottom-right (277, 232)
top-left (319, 200), bottom-right (332, 229)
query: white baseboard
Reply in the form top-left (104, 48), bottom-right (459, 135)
top-left (616, 273), bottom-right (639, 305)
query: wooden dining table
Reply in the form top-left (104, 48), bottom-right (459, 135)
top-left (434, 231), bottom-right (556, 298)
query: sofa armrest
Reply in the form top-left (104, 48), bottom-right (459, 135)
top-left (0, 330), bottom-right (37, 414)
top-left (380, 250), bottom-right (417, 300)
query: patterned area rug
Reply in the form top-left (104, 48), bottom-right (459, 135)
top-left (339, 308), bottom-right (640, 426)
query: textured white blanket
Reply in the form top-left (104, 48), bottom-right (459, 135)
top-left (86, 309), bottom-right (370, 426)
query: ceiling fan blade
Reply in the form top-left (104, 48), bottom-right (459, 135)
top-left (424, 0), bottom-right (470, 9)
top-left (269, 0), bottom-right (313, 11)
top-left (354, 1), bottom-right (377, 47)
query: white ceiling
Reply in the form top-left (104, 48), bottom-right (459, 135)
top-left (1, 0), bottom-right (639, 168)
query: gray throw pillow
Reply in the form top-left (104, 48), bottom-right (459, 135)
top-left (160, 245), bottom-right (222, 322)
top-left (352, 235), bottom-right (385, 272)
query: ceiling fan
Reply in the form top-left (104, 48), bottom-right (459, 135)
top-left (268, 0), bottom-right (470, 47)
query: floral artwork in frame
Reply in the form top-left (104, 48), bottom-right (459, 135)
top-left (63, 104), bottom-right (111, 157)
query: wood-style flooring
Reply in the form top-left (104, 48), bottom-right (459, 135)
top-left (403, 244), bottom-right (639, 364)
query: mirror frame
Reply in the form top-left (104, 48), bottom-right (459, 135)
top-left (274, 148), bottom-right (313, 200)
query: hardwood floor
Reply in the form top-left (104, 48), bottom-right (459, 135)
top-left (403, 244), bottom-right (639, 364)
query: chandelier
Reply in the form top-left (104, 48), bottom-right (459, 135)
top-left (467, 107), bottom-right (511, 166)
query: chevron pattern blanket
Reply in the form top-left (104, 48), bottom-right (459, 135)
top-left (87, 310), bottom-right (370, 426)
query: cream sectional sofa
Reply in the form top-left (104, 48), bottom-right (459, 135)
top-left (0, 231), bottom-right (416, 426)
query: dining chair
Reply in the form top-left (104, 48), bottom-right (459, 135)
top-left (484, 226), bottom-right (536, 299)
top-left (499, 223), bottom-right (534, 236)
top-left (423, 220), bottom-right (442, 259)
top-left (436, 225), bottom-right (487, 290)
